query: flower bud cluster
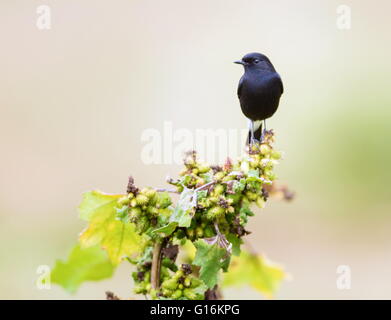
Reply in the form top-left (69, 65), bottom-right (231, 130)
top-left (160, 265), bottom-right (205, 300)
top-left (117, 187), bottom-right (172, 234)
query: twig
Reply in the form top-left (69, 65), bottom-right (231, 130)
top-left (155, 188), bottom-right (180, 194)
top-left (151, 241), bottom-right (163, 290)
top-left (195, 181), bottom-right (215, 192)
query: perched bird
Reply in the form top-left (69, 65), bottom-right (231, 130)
top-left (235, 52), bottom-right (283, 144)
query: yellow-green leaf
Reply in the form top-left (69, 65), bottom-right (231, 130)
top-left (51, 244), bottom-right (115, 294)
top-left (78, 190), bottom-right (124, 221)
top-left (78, 190), bottom-right (142, 265)
top-left (223, 250), bottom-right (286, 299)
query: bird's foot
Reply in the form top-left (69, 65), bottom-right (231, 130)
top-left (260, 129), bottom-right (269, 143)
top-left (248, 138), bottom-right (261, 154)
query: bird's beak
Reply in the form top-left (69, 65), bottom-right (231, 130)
top-left (234, 60), bottom-right (246, 65)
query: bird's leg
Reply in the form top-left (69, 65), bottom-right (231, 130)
top-left (248, 119), bottom-right (255, 146)
top-left (261, 119), bottom-right (267, 142)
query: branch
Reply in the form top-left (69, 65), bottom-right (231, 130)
top-left (151, 241), bottom-right (163, 290)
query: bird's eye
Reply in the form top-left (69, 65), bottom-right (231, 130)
top-left (254, 59), bottom-right (260, 64)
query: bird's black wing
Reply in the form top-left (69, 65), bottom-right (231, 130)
top-left (237, 76), bottom-right (244, 98)
top-left (276, 73), bottom-right (284, 94)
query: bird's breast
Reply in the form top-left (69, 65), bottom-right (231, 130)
top-left (239, 72), bottom-right (282, 121)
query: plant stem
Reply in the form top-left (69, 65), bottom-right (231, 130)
top-left (151, 241), bottom-right (163, 290)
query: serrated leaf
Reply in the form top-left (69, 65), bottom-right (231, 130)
top-left (226, 234), bottom-right (242, 256)
top-left (51, 244), bottom-right (115, 294)
top-left (78, 191), bottom-right (142, 265)
top-left (193, 239), bottom-right (228, 288)
top-left (78, 190), bottom-right (124, 221)
top-left (223, 250), bottom-right (286, 298)
top-left (169, 187), bottom-right (196, 227)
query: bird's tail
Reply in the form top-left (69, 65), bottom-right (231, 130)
top-left (246, 122), bottom-right (263, 145)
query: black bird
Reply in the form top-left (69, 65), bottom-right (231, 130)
top-left (235, 52), bottom-right (283, 144)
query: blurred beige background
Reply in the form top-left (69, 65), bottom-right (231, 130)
top-left (1, 0), bottom-right (390, 299)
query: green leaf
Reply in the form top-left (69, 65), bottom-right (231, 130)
top-left (51, 244), bottom-right (115, 294)
top-left (169, 187), bottom-right (196, 227)
top-left (152, 221), bottom-right (178, 236)
top-left (226, 234), bottom-right (242, 256)
top-left (193, 239), bottom-right (228, 288)
top-left (78, 190), bottom-right (123, 221)
top-left (79, 191), bottom-right (142, 265)
top-left (223, 250), bottom-right (286, 298)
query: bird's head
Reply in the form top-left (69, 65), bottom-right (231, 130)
top-left (234, 52), bottom-right (276, 72)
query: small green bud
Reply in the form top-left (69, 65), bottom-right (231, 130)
top-left (137, 216), bottom-right (150, 233)
top-left (213, 184), bottom-right (224, 195)
top-left (162, 278), bottom-right (178, 291)
top-left (183, 288), bottom-right (197, 300)
top-left (266, 171), bottom-right (277, 181)
top-left (261, 158), bottom-right (274, 169)
top-left (130, 199), bottom-right (138, 207)
top-left (260, 144), bottom-right (271, 155)
top-left (271, 150), bottom-right (281, 160)
top-left (184, 277), bottom-right (191, 288)
top-left (134, 286), bottom-right (146, 294)
top-left (147, 206), bottom-right (159, 216)
top-left (162, 288), bottom-right (173, 297)
top-left (198, 164), bottom-right (210, 173)
top-left (144, 188), bottom-right (157, 199)
top-left (196, 178), bottom-right (206, 186)
top-left (214, 172), bottom-right (226, 181)
top-left (204, 225), bottom-right (215, 238)
top-left (186, 229), bottom-right (195, 238)
top-left (195, 227), bottom-right (204, 238)
top-left (136, 194), bottom-right (149, 206)
top-left (245, 191), bottom-right (258, 201)
top-left (207, 206), bottom-right (225, 219)
top-left (174, 269), bottom-right (184, 278)
top-left (118, 196), bottom-right (130, 206)
top-left (209, 196), bottom-right (219, 203)
top-left (129, 207), bottom-right (142, 218)
top-left (172, 289), bottom-right (183, 299)
top-left (249, 159), bottom-right (259, 169)
top-left (178, 284), bottom-right (184, 290)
